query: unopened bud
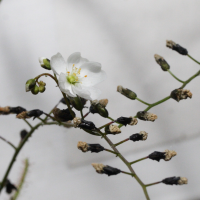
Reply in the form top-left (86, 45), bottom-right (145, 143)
top-left (162, 176), bottom-right (188, 185)
top-left (39, 57), bottom-right (51, 70)
top-left (53, 108), bottom-right (75, 122)
top-left (39, 85), bottom-right (46, 93)
top-left (9, 106), bottom-right (26, 114)
top-left (154, 54), bottom-right (170, 71)
top-left (5, 180), bottom-right (17, 194)
top-left (25, 79), bottom-right (36, 92)
top-left (16, 111), bottom-right (30, 119)
top-left (73, 117), bottom-right (81, 127)
top-left (166, 40), bottom-right (188, 55)
top-left (77, 141), bottom-right (104, 153)
top-left (129, 131), bottom-right (148, 142)
top-left (108, 124), bottom-right (121, 134)
top-left (170, 89), bottom-right (192, 102)
top-left (96, 103), bottom-right (109, 118)
top-left (99, 99), bottom-right (108, 107)
top-left (20, 129), bottom-right (28, 140)
top-left (68, 96), bottom-right (87, 111)
top-left (117, 86), bottom-right (137, 100)
top-left (137, 111), bottom-right (157, 122)
top-left (92, 163), bottom-right (121, 176)
top-left (148, 150), bottom-right (176, 162)
top-left (116, 116), bottom-right (138, 126)
top-left (0, 106), bottom-right (10, 115)
top-left (31, 85), bottom-right (39, 95)
top-left (16, 109), bottom-right (43, 120)
top-left (79, 119), bottom-right (96, 130)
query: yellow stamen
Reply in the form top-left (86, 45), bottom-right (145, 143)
top-left (73, 64), bottom-right (75, 67)
top-left (84, 75), bottom-right (87, 77)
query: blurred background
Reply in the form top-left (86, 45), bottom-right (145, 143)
top-left (0, 0), bottom-right (200, 199)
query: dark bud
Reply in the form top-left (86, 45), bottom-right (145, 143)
top-left (10, 106), bottom-right (26, 114)
top-left (103, 165), bottom-right (121, 176)
top-left (170, 89), bottom-right (192, 102)
top-left (20, 129), bottom-right (28, 140)
top-left (53, 108), bottom-right (75, 122)
top-left (5, 179), bottom-right (17, 194)
top-left (154, 54), bottom-right (170, 71)
top-left (117, 86), bottom-right (137, 100)
top-left (129, 133), bottom-right (143, 142)
top-left (137, 111), bottom-right (157, 122)
top-left (88, 143), bottom-right (105, 153)
top-left (89, 104), bottom-right (98, 114)
top-left (79, 119), bottom-right (96, 130)
top-left (162, 177), bottom-right (180, 185)
top-left (27, 109), bottom-right (43, 120)
top-left (148, 151), bottom-right (165, 162)
top-left (166, 40), bottom-right (188, 55)
top-left (116, 117), bottom-right (132, 126)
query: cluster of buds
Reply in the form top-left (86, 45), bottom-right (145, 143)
top-left (129, 131), bottom-right (148, 142)
top-left (53, 108), bottom-right (75, 122)
top-left (16, 109), bottom-right (43, 120)
top-left (170, 89), bottom-right (192, 102)
top-left (90, 99), bottom-right (109, 118)
top-left (116, 116), bottom-right (138, 126)
top-left (92, 163), bottom-right (121, 176)
top-left (137, 111), bottom-right (157, 122)
top-left (166, 40), bottom-right (188, 55)
top-left (25, 79), bottom-right (47, 95)
top-left (117, 86), bottom-right (137, 100)
top-left (148, 150), bottom-right (177, 162)
top-left (77, 142), bottom-right (104, 153)
top-left (162, 176), bottom-right (188, 185)
top-left (0, 106), bottom-right (26, 115)
top-left (154, 54), bottom-right (170, 71)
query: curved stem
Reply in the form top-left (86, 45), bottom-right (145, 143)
top-left (0, 136), bottom-right (16, 150)
top-left (188, 54), bottom-right (200, 65)
top-left (34, 73), bottom-right (57, 83)
top-left (136, 98), bottom-right (150, 106)
top-left (167, 70), bottom-right (184, 83)
top-left (23, 119), bottom-right (32, 129)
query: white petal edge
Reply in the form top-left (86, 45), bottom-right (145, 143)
top-left (82, 86), bottom-right (101, 100)
top-left (50, 53), bottom-right (67, 75)
top-left (72, 85), bottom-right (92, 100)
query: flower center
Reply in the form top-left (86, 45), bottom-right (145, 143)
top-left (67, 74), bottom-right (78, 84)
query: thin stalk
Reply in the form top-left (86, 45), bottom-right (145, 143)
top-left (130, 156), bottom-right (148, 165)
top-left (167, 69), bottom-right (184, 83)
top-left (34, 73), bottom-right (57, 83)
top-left (114, 138), bottom-right (129, 147)
top-left (80, 110), bottom-right (84, 119)
top-left (145, 181), bottom-right (162, 187)
top-left (0, 136), bottom-right (16, 150)
top-left (83, 111), bottom-right (90, 118)
top-left (23, 119), bottom-right (32, 129)
top-left (121, 171), bottom-right (134, 176)
top-left (136, 97), bottom-right (150, 106)
top-left (104, 148), bottom-right (119, 155)
top-left (43, 101), bottom-right (60, 122)
top-left (188, 54), bottom-right (200, 65)
top-left (98, 121), bottom-right (114, 130)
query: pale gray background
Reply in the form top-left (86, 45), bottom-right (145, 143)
top-left (0, 0), bottom-right (200, 200)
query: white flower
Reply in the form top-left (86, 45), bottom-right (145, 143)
top-left (50, 52), bottom-right (106, 100)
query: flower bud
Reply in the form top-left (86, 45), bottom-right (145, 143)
top-left (31, 85), bottom-right (39, 95)
top-left (148, 150), bottom-right (177, 162)
top-left (117, 86), bottom-right (137, 100)
top-left (105, 124), bottom-right (121, 135)
top-left (154, 54), bottom-right (170, 71)
top-left (92, 163), bottom-right (121, 176)
top-left (162, 177), bottom-right (188, 185)
top-left (77, 141), bottom-right (104, 153)
top-left (16, 109), bottom-right (43, 120)
top-left (137, 111), bottom-right (157, 122)
top-left (68, 96), bottom-right (87, 111)
top-left (20, 129), bottom-right (28, 140)
top-left (9, 106), bottom-right (26, 114)
top-left (78, 119), bottom-right (96, 130)
top-left (53, 108), bottom-right (75, 122)
top-left (129, 131), bottom-right (148, 142)
top-left (116, 116), bottom-right (138, 126)
top-left (96, 103), bottom-right (109, 118)
top-left (25, 79), bottom-right (36, 92)
top-left (166, 40), bottom-right (188, 55)
top-left (73, 117), bottom-right (82, 127)
top-left (39, 57), bottom-right (51, 70)
top-left (170, 89), bottom-right (192, 102)
top-left (99, 99), bottom-right (108, 107)
top-left (39, 85), bottom-right (46, 93)
top-left (5, 179), bottom-right (17, 194)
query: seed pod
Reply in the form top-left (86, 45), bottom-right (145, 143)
top-left (137, 111), bottom-right (157, 122)
top-left (129, 131), bottom-right (148, 142)
top-left (96, 103), bottom-right (109, 118)
top-left (154, 54), bottom-right (170, 71)
top-left (67, 96), bottom-right (87, 111)
top-left (117, 86), bottom-right (137, 100)
top-left (53, 108), bottom-right (75, 122)
top-left (162, 177), bottom-right (188, 185)
top-left (166, 40), bottom-right (188, 55)
top-left (25, 79), bottom-right (36, 92)
top-left (9, 106), bottom-right (26, 114)
top-left (170, 89), bottom-right (192, 102)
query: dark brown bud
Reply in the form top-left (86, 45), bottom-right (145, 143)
top-left (77, 141), bottom-right (104, 153)
top-left (79, 119), bottom-right (96, 130)
top-left (116, 117), bottom-right (132, 126)
top-left (27, 109), bottom-right (43, 120)
top-left (162, 177), bottom-right (188, 185)
top-left (129, 131), bottom-right (148, 142)
top-left (20, 130), bottom-right (28, 140)
top-left (166, 40), bottom-right (188, 55)
top-left (5, 179), bottom-right (17, 194)
top-left (53, 108), bottom-right (75, 122)
top-left (149, 150), bottom-right (177, 162)
top-left (170, 89), bottom-right (192, 102)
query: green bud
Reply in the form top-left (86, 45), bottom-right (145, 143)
top-left (96, 104), bottom-right (109, 118)
top-left (39, 85), bottom-right (46, 93)
top-left (31, 85), bottom-right (39, 95)
top-left (154, 54), bottom-right (170, 71)
top-left (26, 79), bottom-right (36, 92)
top-left (117, 86), bottom-right (137, 100)
top-left (68, 96), bottom-right (85, 111)
top-left (39, 57), bottom-right (51, 70)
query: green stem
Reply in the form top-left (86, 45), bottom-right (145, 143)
top-left (0, 136), bottom-right (16, 150)
top-left (12, 159), bottom-right (29, 200)
top-left (136, 97), bottom-right (150, 106)
top-left (167, 69), bottom-right (184, 83)
top-left (114, 138), bottom-right (129, 147)
top-left (80, 110), bottom-right (84, 119)
top-left (104, 148), bottom-right (119, 155)
top-left (121, 171), bottom-right (134, 176)
top-left (23, 119), bottom-right (32, 129)
top-left (130, 156), bottom-right (148, 165)
top-left (188, 54), bottom-right (200, 65)
top-left (145, 181), bottom-right (162, 187)
top-left (98, 121), bottom-right (114, 130)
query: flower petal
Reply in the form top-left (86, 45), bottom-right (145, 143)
top-left (80, 62), bottom-right (106, 87)
top-left (50, 53), bottom-right (67, 75)
top-left (58, 73), bottom-right (76, 97)
top-left (72, 85), bottom-right (92, 100)
top-left (82, 86), bottom-right (101, 100)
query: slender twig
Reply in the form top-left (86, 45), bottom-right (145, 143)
top-left (114, 138), bottom-right (129, 147)
top-left (167, 69), bottom-right (184, 83)
top-left (121, 171), bottom-right (134, 176)
top-left (130, 156), bottom-right (148, 165)
top-left (34, 73), bottom-right (57, 83)
top-left (188, 54), bottom-right (200, 65)
top-left (80, 110), bottom-right (84, 119)
top-left (0, 136), bottom-right (16, 150)
top-left (104, 148), bottom-right (119, 155)
top-left (136, 98), bottom-right (150, 106)
top-left (83, 111), bottom-right (90, 118)
top-left (23, 119), bottom-right (32, 129)
top-left (145, 181), bottom-right (162, 187)
top-left (98, 121), bottom-right (114, 130)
